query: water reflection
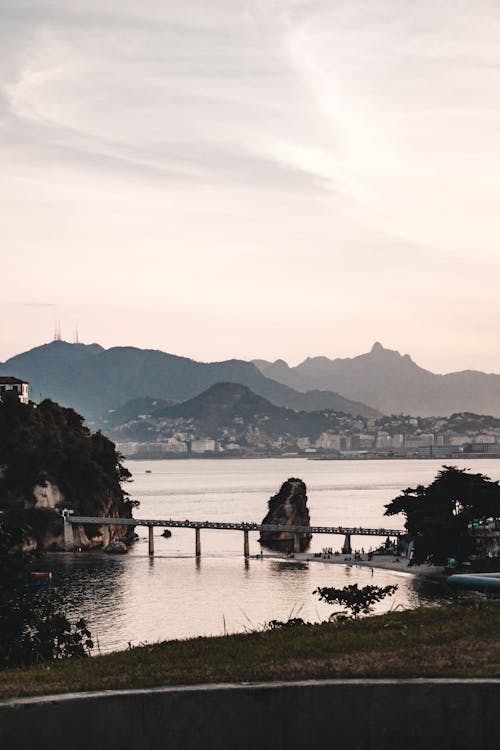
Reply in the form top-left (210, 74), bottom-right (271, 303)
top-left (40, 553), bottom-right (129, 652)
top-left (37, 551), bottom-right (451, 652)
top-left (33, 457), bottom-right (498, 653)
top-left (272, 561), bottom-right (309, 573)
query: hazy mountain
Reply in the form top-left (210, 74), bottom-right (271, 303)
top-left (109, 382), bottom-right (361, 443)
top-left (0, 341), bottom-right (379, 419)
top-left (254, 342), bottom-right (500, 417)
top-left (102, 397), bottom-right (175, 428)
top-left (0, 341), bottom-right (104, 403)
top-left (156, 382), bottom-right (344, 436)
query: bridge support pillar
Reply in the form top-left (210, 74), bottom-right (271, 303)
top-left (342, 533), bottom-right (352, 555)
top-left (148, 526), bottom-right (154, 556)
top-left (62, 509), bottom-right (74, 552)
top-left (195, 527), bottom-right (201, 557)
top-left (293, 533), bottom-right (301, 554)
top-left (102, 524), bottom-right (110, 549)
top-left (243, 529), bottom-right (249, 558)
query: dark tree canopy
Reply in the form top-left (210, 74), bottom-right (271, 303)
top-left (0, 392), bottom-right (132, 516)
top-left (0, 392), bottom-right (135, 554)
top-left (384, 465), bottom-right (500, 564)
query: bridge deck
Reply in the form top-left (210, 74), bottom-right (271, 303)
top-left (68, 516), bottom-right (403, 536)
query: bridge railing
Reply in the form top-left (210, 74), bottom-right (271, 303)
top-left (67, 515), bottom-right (403, 536)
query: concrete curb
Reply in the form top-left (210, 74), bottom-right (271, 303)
top-left (1, 678), bottom-right (499, 750)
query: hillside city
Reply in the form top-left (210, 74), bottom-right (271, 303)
top-left (4, 341), bottom-right (500, 461)
top-left (112, 407), bottom-right (500, 460)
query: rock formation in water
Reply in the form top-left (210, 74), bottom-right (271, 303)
top-left (259, 478), bottom-right (312, 552)
top-left (0, 392), bottom-right (135, 552)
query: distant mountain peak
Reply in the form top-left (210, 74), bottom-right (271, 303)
top-left (368, 342), bottom-right (412, 361)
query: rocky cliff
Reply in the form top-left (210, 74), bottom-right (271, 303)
top-left (0, 393), bottom-right (135, 552)
top-left (259, 478), bottom-right (312, 552)
top-left (30, 480), bottom-right (133, 551)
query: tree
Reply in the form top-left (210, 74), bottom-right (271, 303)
top-left (314, 583), bottom-right (398, 619)
top-left (0, 521), bottom-right (93, 668)
top-left (384, 465), bottom-right (500, 565)
top-left (0, 392), bottom-right (135, 549)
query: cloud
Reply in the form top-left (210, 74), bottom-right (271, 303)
top-left (20, 303), bottom-right (55, 307)
top-left (1, 1), bottom-right (500, 370)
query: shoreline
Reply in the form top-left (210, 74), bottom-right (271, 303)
top-left (122, 454), bottom-right (500, 462)
top-left (270, 552), bottom-right (446, 579)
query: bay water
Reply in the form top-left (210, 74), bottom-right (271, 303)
top-left (41, 457), bottom-right (500, 653)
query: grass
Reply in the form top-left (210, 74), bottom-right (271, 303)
top-left (0, 602), bottom-right (499, 700)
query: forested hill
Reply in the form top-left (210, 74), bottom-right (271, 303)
top-left (153, 382), bottom-right (347, 437)
top-left (0, 341), bottom-right (379, 420)
top-left (0, 392), bottom-right (134, 550)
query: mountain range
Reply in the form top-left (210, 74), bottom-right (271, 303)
top-left (4, 339), bottom-right (500, 420)
top-left (0, 341), bottom-right (377, 420)
top-left (254, 342), bottom-right (500, 417)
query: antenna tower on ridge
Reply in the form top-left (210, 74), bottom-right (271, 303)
top-left (74, 327), bottom-right (80, 344)
top-left (54, 320), bottom-right (62, 342)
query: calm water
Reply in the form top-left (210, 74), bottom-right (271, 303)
top-left (41, 457), bottom-right (500, 653)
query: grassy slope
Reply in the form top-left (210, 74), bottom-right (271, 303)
top-left (1, 603), bottom-right (499, 700)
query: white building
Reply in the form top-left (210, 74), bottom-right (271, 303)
top-left (162, 438), bottom-right (188, 454)
top-left (115, 442), bottom-right (140, 456)
top-left (390, 434), bottom-right (404, 448)
top-left (375, 431), bottom-right (391, 448)
top-left (315, 432), bottom-right (346, 451)
top-left (405, 434), bottom-right (435, 449)
top-left (296, 437), bottom-right (311, 449)
top-left (0, 376), bottom-right (29, 404)
top-left (191, 438), bottom-right (216, 453)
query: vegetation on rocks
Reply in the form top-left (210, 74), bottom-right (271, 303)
top-left (0, 392), bottom-right (135, 549)
top-left (259, 478), bottom-right (311, 552)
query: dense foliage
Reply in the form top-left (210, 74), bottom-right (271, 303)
top-left (384, 465), bottom-right (500, 564)
top-left (0, 392), bottom-right (133, 525)
top-left (0, 523), bottom-right (93, 668)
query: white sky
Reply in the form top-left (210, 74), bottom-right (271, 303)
top-left (1, 0), bottom-right (500, 372)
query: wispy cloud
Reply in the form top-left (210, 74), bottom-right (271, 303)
top-left (1, 1), bottom-right (500, 370)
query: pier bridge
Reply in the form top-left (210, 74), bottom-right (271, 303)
top-left (61, 510), bottom-right (404, 557)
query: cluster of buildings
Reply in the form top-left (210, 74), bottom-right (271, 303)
top-left (116, 437), bottom-right (219, 458)
top-left (114, 411), bottom-right (500, 459)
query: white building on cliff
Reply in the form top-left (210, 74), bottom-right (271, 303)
top-left (0, 376), bottom-right (29, 404)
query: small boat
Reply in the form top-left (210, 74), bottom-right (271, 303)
top-left (31, 571), bottom-right (53, 581)
top-left (145, 470), bottom-right (152, 474)
top-left (26, 571), bottom-right (53, 588)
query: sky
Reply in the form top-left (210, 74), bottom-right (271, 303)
top-left (1, 0), bottom-right (500, 373)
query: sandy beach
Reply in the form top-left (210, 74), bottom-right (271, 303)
top-left (288, 552), bottom-right (446, 578)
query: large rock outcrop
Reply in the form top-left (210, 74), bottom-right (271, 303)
top-left (31, 480), bottom-right (133, 551)
top-left (0, 394), bottom-right (135, 552)
top-left (259, 478), bottom-right (312, 552)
